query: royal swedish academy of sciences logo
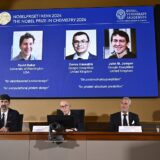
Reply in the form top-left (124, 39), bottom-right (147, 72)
top-left (116, 9), bottom-right (126, 20)
top-left (0, 12), bottom-right (11, 25)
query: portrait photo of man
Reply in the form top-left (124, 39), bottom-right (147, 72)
top-left (104, 29), bottom-right (136, 59)
top-left (11, 31), bottom-right (43, 61)
top-left (65, 30), bottom-right (97, 60)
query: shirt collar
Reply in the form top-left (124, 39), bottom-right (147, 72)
top-left (115, 50), bottom-right (128, 59)
top-left (121, 112), bottom-right (129, 116)
top-left (73, 52), bottom-right (89, 60)
top-left (1, 109), bottom-right (9, 115)
top-left (67, 110), bottom-right (71, 115)
top-left (19, 52), bottom-right (32, 60)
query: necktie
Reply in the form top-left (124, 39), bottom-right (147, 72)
top-left (123, 114), bottom-right (128, 126)
top-left (77, 58), bottom-right (82, 60)
top-left (1, 113), bottom-right (5, 127)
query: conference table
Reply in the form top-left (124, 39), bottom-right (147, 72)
top-left (0, 132), bottom-right (160, 160)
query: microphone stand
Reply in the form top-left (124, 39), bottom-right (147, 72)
top-left (48, 123), bottom-right (64, 144)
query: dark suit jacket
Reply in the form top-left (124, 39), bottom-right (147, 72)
top-left (65, 53), bottom-right (96, 60)
top-left (109, 51), bottom-right (136, 59)
top-left (108, 112), bottom-right (140, 132)
top-left (0, 108), bottom-right (20, 132)
top-left (57, 110), bottom-right (85, 131)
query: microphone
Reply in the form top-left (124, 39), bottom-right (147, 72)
top-left (48, 122), bottom-right (64, 143)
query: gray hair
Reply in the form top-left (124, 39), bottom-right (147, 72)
top-left (122, 97), bottom-right (131, 105)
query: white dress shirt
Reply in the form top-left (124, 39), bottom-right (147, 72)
top-left (1, 109), bottom-right (8, 127)
top-left (121, 112), bottom-right (129, 126)
top-left (73, 52), bottom-right (89, 60)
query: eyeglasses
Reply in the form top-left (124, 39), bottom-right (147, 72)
top-left (73, 40), bottom-right (89, 45)
top-left (121, 102), bottom-right (129, 105)
top-left (60, 104), bottom-right (69, 108)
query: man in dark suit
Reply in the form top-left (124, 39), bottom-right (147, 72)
top-left (0, 94), bottom-right (20, 132)
top-left (57, 100), bottom-right (84, 131)
top-left (108, 97), bottom-right (140, 132)
top-left (66, 31), bottom-right (96, 60)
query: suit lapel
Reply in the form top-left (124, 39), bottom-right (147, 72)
top-left (6, 109), bottom-right (11, 124)
top-left (129, 112), bottom-right (134, 125)
top-left (118, 112), bottom-right (121, 126)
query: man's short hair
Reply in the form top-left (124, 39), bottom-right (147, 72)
top-left (19, 33), bottom-right (35, 46)
top-left (111, 30), bottom-right (129, 43)
top-left (72, 31), bottom-right (90, 43)
top-left (122, 97), bottom-right (131, 105)
top-left (0, 94), bottom-right (11, 102)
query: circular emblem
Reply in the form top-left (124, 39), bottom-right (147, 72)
top-left (116, 9), bottom-right (126, 20)
top-left (0, 12), bottom-right (11, 25)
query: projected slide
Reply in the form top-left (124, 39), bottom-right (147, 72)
top-left (0, 6), bottom-right (158, 98)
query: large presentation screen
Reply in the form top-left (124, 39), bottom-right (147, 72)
top-left (0, 6), bottom-right (158, 98)
top-left (155, 5), bottom-right (160, 80)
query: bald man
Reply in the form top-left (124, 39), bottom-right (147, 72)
top-left (57, 100), bottom-right (84, 131)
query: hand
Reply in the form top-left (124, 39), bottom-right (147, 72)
top-left (65, 128), bottom-right (77, 132)
top-left (0, 127), bottom-right (9, 132)
top-left (65, 128), bottom-right (74, 132)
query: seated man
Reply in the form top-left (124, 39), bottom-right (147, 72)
top-left (0, 94), bottom-right (20, 132)
top-left (108, 97), bottom-right (140, 132)
top-left (57, 100), bottom-right (85, 131)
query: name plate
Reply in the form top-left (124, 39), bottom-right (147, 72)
top-left (119, 126), bottom-right (142, 132)
top-left (32, 125), bottom-right (49, 132)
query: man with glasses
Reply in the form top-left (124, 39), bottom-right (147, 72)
top-left (108, 30), bottom-right (136, 59)
top-left (66, 31), bottom-right (96, 60)
top-left (57, 100), bottom-right (85, 131)
top-left (108, 97), bottom-right (140, 132)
